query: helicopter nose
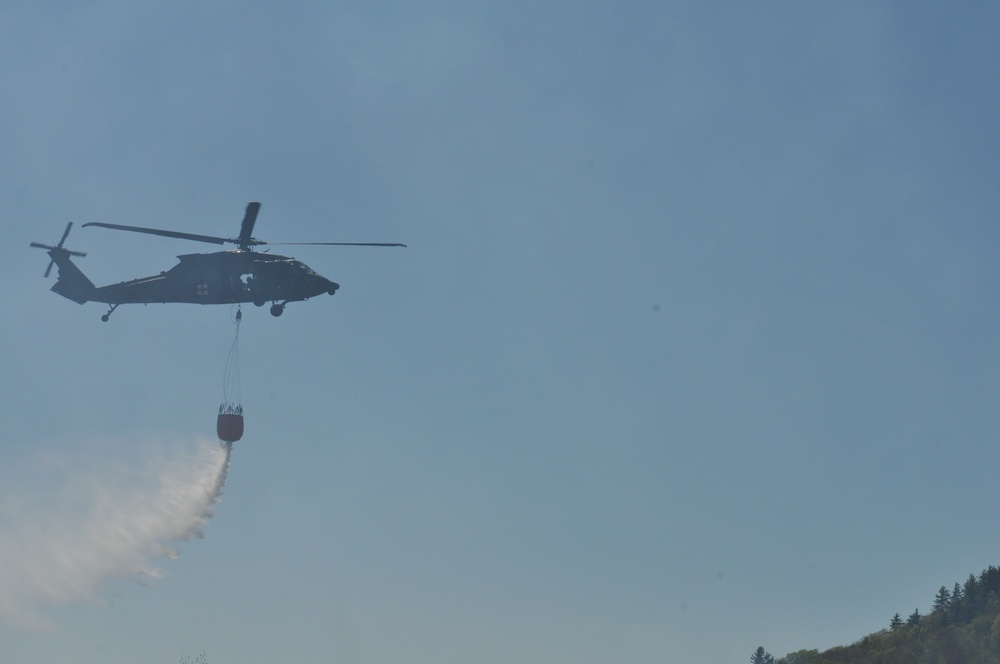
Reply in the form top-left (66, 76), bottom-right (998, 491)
top-left (327, 280), bottom-right (340, 295)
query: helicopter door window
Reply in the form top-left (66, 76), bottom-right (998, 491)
top-left (240, 273), bottom-right (254, 292)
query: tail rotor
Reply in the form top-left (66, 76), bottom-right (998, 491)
top-left (30, 222), bottom-right (87, 277)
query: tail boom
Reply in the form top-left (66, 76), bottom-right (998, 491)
top-left (47, 249), bottom-right (96, 304)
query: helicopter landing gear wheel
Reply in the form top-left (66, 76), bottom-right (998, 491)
top-left (270, 302), bottom-right (285, 317)
top-left (253, 300), bottom-right (265, 307)
top-left (101, 304), bottom-right (119, 322)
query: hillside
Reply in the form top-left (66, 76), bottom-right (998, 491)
top-left (760, 565), bottom-right (1000, 664)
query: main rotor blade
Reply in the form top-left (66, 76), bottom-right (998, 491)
top-left (238, 202), bottom-right (261, 248)
top-left (266, 242), bottom-right (408, 247)
top-left (83, 222), bottom-right (229, 245)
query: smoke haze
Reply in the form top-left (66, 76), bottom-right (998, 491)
top-left (0, 437), bottom-right (231, 630)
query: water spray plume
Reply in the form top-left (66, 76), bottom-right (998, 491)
top-left (0, 437), bottom-right (232, 630)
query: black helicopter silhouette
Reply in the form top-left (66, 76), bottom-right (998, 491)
top-left (31, 202), bottom-right (405, 321)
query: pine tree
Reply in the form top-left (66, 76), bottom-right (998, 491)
top-left (934, 585), bottom-right (952, 614)
top-left (889, 613), bottom-right (903, 630)
top-left (907, 608), bottom-right (921, 626)
top-left (964, 573), bottom-right (980, 614)
top-left (751, 646), bottom-right (775, 664)
top-left (980, 566), bottom-right (1000, 595)
top-left (951, 581), bottom-right (965, 620)
top-left (952, 582), bottom-right (964, 604)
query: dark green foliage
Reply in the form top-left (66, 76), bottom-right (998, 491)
top-left (954, 582), bottom-right (965, 604)
top-left (180, 655), bottom-right (208, 664)
top-left (777, 649), bottom-right (822, 664)
top-left (751, 646), bottom-right (775, 664)
top-left (934, 585), bottom-right (951, 613)
top-left (965, 574), bottom-right (981, 615)
top-left (952, 582), bottom-right (967, 622)
top-left (766, 564), bottom-right (1000, 664)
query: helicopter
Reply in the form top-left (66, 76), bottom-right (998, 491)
top-left (31, 202), bottom-right (405, 321)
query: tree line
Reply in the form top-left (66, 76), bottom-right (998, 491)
top-left (752, 564), bottom-right (1000, 664)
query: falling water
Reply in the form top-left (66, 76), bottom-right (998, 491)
top-left (0, 437), bottom-right (232, 630)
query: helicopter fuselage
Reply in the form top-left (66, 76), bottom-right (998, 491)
top-left (46, 247), bottom-right (338, 317)
top-left (89, 250), bottom-right (339, 306)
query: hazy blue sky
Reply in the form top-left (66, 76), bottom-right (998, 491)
top-left (2, 3), bottom-right (999, 663)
